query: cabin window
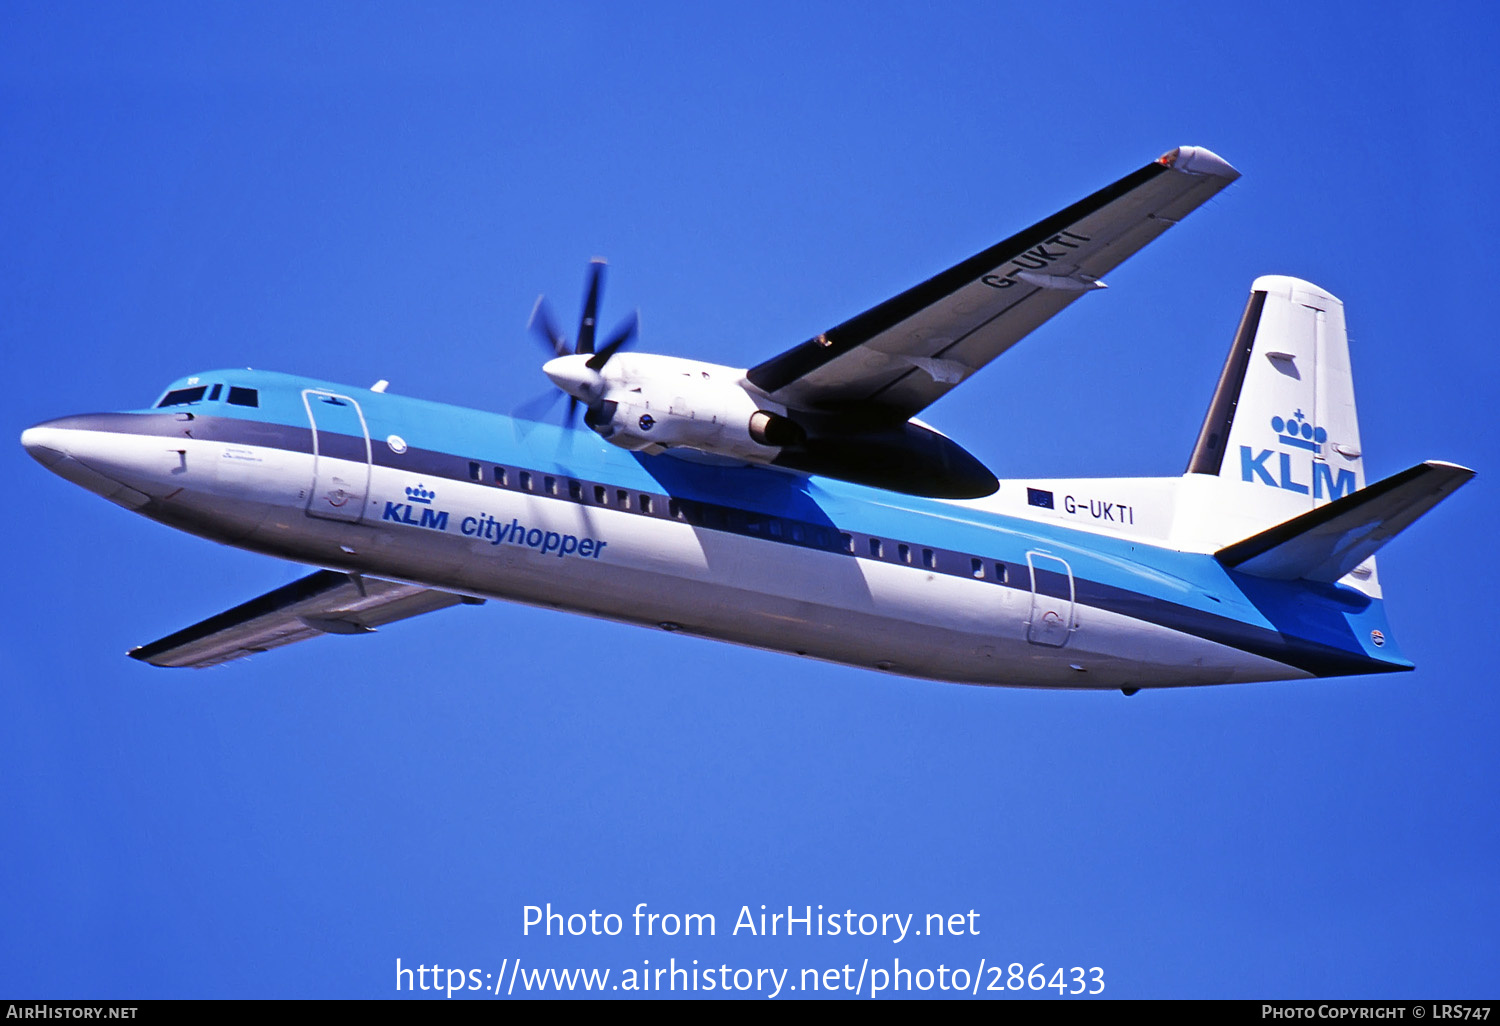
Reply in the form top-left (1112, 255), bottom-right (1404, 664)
top-left (227, 387), bottom-right (259, 407)
top-left (898, 543), bottom-right (911, 564)
top-left (768, 520), bottom-right (783, 538)
top-left (157, 386), bottom-right (207, 407)
top-left (791, 524), bottom-right (805, 543)
top-left (468, 462), bottom-right (483, 482)
top-left (594, 485), bottom-right (607, 504)
top-left (520, 471), bottom-right (533, 491)
top-left (971, 558), bottom-right (985, 579)
top-left (639, 495), bottom-right (652, 514)
top-left (922, 548), bottom-right (936, 570)
top-left (494, 466), bottom-right (507, 487)
top-left (869, 538), bottom-right (883, 558)
top-left (569, 480), bottom-right (583, 500)
top-left (994, 562), bottom-right (1008, 584)
top-left (545, 476), bottom-right (556, 495)
top-left (841, 533), bottom-right (854, 554)
top-left (616, 489), bottom-right (631, 510)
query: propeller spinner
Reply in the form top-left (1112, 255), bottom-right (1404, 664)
top-left (527, 260), bottom-right (638, 428)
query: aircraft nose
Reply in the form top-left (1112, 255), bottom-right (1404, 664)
top-left (20, 419), bottom-right (71, 468)
top-left (21, 415), bottom-right (154, 510)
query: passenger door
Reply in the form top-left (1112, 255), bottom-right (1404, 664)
top-left (1025, 551), bottom-right (1076, 647)
top-left (302, 390), bottom-right (372, 523)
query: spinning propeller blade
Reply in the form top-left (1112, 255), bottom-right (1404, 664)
top-left (528, 295), bottom-right (569, 357)
top-left (513, 388), bottom-right (562, 423)
top-left (577, 259), bottom-right (604, 356)
top-left (586, 312), bottom-right (638, 372)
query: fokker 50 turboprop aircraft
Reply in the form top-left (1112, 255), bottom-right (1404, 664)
top-left (21, 147), bottom-right (1474, 690)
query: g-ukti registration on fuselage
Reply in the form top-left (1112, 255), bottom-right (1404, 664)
top-left (21, 146), bottom-right (1474, 691)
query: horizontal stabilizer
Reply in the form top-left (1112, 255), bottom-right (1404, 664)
top-left (1215, 461), bottom-right (1474, 582)
top-left (129, 570), bottom-right (482, 668)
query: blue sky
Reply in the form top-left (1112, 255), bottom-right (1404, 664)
top-left (3, 1), bottom-right (1496, 999)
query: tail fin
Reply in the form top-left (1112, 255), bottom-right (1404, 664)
top-left (1187, 275), bottom-right (1365, 518)
top-left (1175, 277), bottom-right (1372, 554)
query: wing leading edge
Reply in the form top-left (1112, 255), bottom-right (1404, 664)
top-left (129, 570), bottom-right (483, 668)
top-left (746, 146), bottom-right (1240, 420)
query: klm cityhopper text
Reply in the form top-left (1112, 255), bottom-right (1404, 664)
top-left (381, 484), bottom-right (608, 560)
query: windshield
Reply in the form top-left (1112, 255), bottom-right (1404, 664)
top-left (156, 386), bottom-right (207, 407)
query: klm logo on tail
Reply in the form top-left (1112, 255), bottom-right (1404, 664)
top-left (1241, 412), bottom-right (1355, 499)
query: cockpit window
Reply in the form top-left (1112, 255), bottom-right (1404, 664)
top-left (227, 387), bottom-right (259, 408)
top-left (207, 384), bottom-right (222, 401)
top-left (157, 386), bottom-right (207, 407)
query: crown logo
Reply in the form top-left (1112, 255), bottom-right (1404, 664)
top-left (1270, 410), bottom-right (1326, 453)
top-left (405, 484), bottom-right (435, 504)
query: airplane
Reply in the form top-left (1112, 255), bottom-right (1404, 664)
top-left (20, 145), bottom-right (1475, 692)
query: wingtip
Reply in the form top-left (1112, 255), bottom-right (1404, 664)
top-left (1158, 145), bottom-right (1240, 180)
top-left (1422, 459), bottom-right (1477, 480)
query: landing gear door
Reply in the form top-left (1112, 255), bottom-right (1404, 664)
top-left (303, 390), bottom-right (372, 523)
top-left (1026, 551), bottom-right (1076, 647)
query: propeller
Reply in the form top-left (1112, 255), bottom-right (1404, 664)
top-left (523, 259), bottom-right (639, 430)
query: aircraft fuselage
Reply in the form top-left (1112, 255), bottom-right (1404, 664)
top-left (21, 369), bottom-right (1409, 688)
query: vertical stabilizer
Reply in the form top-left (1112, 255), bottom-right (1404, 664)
top-left (1177, 277), bottom-right (1372, 580)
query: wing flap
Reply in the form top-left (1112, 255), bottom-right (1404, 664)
top-left (1215, 461), bottom-right (1475, 582)
top-left (128, 570), bottom-right (482, 668)
top-left (746, 147), bottom-right (1239, 418)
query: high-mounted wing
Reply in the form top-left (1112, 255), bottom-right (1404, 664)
top-left (128, 570), bottom-right (483, 668)
top-left (746, 146), bottom-right (1240, 420)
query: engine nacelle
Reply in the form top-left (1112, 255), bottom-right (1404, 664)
top-left (548, 352), bottom-right (991, 495)
top-left (587, 376), bottom-right (801, 460)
